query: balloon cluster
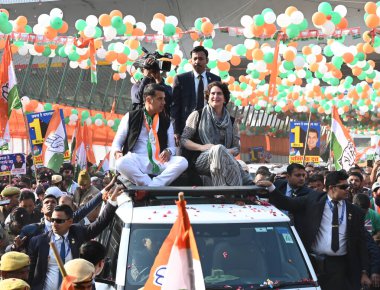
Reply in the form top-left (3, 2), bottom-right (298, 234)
top-left (312, 2), bottom-right (348, 36)
top-left (151, 13), bottom-right (181, 37)
top-left (0, 9), bottom-right (13, 34)
top-left (240, 9), bottom-right (277, 38)
top-left (33, 8), bottom-right (68, 40)
top-left (276, 6), bottom-right (308, 39)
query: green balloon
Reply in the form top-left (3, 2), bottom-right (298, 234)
top-left (116, 23), bottom-right (126, 35)
top-left (274, 105), bottom-right (282, 113)
top-left (283, 61), bottom-right (294, 70)
top-left (356, 52), bottom-right (365, 61)
top-left (50, 17), bottom-right (63, 30)
top-left (42, 47), bottom-right (51, 57)
top-left (286, 24), bottom-right (300, 39)
top-left (194, 18), bottom-right (203, 31)
top-left (332, 56), bottom-right (343, 67)
top-left (298, 19), bottom-right (308, 31)
top-left (254, 14), bottom-right (265, 26)
top-left (263, 52), bottom-right (274, 64)
top-left (25, 25), bottom-right (32, 33)
top-left (0, 21), bottom-right (12, 34)
top-left (111, 16), bottom-right (123, 28)
top-left (251, 70), bottom-right (260, 79)
top-left (262, 8), bottom-right (274, 15)
top-left (123, 46), bottom-right (130, 55)
top-left (203, 39), bottom-right (213, 48)
top-left (0, 12), bottom-right (8, 24)
top-left (14, 40), bottom-right (24, 47)
top-left (94, 27), bottom-right (102, 38)
top-left (323, 45), bottom-right (333, 57)
top-left (75, 19), bottom-right (86, 31)
top-left (44, 103), bottom-right (53, 111)
top-left (345, 76), bottom-right (353, 84)
top-left (235, 99), bottom-right (242, 106)
top-left (81, 110), bottom-right (90, 120)
top-left (330, 12), bottom-right (342, 25)
top-left (318, 2), bottom-right (333, 14)
top-left (64, 117), bottom-right (69, 124)
top-left (235, 44), bottom-right (246, 56)
top-left (254, 104), bottom-right (261, 110)
top-left (163, 23), bottom-right (176, 36)
top-left (68, 51), bottom-right (80, 61)
top-left (367, 71), bottom-right (376, 79)
top-left (71, 109), bottom-right (78, 115)
top-left (207, 60), bottom-right (217, 69)
top-left (240, 82), bottom-right (247, 90)
top-left (58, 46), bottom-right (67, 57)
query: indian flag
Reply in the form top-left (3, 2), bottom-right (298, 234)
top-left (143, 193), bottom-right (205, 290)
top-left (42, 109), bottom-right (69, 173)
top-left (331, 106), bottom-right (356, 171)
top-left (0, 37), bottom-right (22, 147)
top-left (72, 123), bottom-right (87, 170)
top-left (97, 151), bottom-right (110, 173)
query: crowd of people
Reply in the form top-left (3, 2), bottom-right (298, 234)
top-left (0, 44), bottom-right (379, 290)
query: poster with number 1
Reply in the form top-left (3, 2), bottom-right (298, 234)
top-left (289, 121), bottom-right (321, 164)
top-left (26, 110), bottom-right (70, 167)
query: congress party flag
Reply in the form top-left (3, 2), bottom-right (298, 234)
top-left (42, 109), bottom-right (69, 173)
top-left (331, 106), bottom-right (356, 171)
top-left (143, 193), bottom-right (205, 290)
top-left (97, 151), bottom-right (110, 173)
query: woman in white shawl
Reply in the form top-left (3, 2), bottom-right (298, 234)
top-left (181, 81), bottom-right (252, 186)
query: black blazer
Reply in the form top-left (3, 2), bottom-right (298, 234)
top-left (269, 189), bottom-right (369, 285)
top-left (273, 179), bottom-right (315, 197)
top-left (171, 71), bottom-right (220, 135)
top-left (28, 202), bottom-right (117, 290)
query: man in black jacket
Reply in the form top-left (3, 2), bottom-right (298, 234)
top-left (28, 185), bottom-right (123, 290)
top-left (112, 83), bottom-right (188, 187)
top-left (171, 46), bottom-right (220, 146)
top-left (258, 170), bottom-right (371, 290)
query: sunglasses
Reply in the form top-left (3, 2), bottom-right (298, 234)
top-left (51, 218), bottom-right (70, 224)
top-left (333, 184), bottom-right (350, 190)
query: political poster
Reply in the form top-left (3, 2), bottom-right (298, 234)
top-left (0, 153), bottom-right (26, 176)
top-left (26, 110), bottom-right (70, 167)
top-left (289, 121), bottom-right (321, 164)
top-left (249, 146), bottom-right (272, 163)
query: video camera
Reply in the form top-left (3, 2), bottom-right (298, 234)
top-left (134, 47), bottom-right (172, 72)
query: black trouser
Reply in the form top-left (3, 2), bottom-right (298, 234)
top-left (318, 255), bottom-right (351, 290)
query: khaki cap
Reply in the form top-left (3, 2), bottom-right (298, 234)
top-left (51, 175), bottom-right (63, 185)
top-left (0, 252), bottom-right (30, 271)
top-left (1, 187), bottom-right (21, 197)
top-left (78, 170), bottom-right (90, 185)
top-left (0, 278), bottom-right (30, 289)
top-left (64, 258), bottom-right (95, 283)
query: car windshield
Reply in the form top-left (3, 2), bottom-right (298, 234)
top-left (125, 223), bottom-right (312, 289)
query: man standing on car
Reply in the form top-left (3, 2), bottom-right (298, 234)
top-left (171, 46), bottom-right (220, 146)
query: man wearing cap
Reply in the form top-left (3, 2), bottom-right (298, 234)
top-left (0, 251), bottom-right (30, 281)
top-left (0, 187), bottom-right (21, 224)
top-left (60, 163), bottom-right (78, 196)
top-left (28, 185), bottom-right (123, 290)
top-left (63, 259), bottom-right (95, 290)
top-left (371, 182), bottom-right (380, 215)
top-left (0, 278), bottom-right (30, 290)
top-left (51, 175), bottom-right (63, 191)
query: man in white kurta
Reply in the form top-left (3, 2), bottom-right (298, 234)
top-left (112, 83), bottom-right (188, 187)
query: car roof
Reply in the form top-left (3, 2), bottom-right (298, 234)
top-left (117, 202), bottom-right (290, 224)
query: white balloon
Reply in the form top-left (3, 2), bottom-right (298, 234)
top-left (94, 119), bottom-right (103, 126)
top-left (184, 63), bottom-right (193, 72)
top-left (79, 61), bottom-right (88, 69)
top-left (35, 103), bottom-right (44, 112)
top-left (276, 13), bottom-right (290, 28)
top-left (120, 73), bottom-right (126, 79)
top-left (128, 49), bottom-right (139, 61)
top-left (294, 55), bottom-right (305, 67)
top-left (103, 26), bottom-right (117, 41)
top-left (290, 11), bottom-right (304, 25)
top-left (240, 15), bottom-right (253, 27)
top-left (76, 48), bottom-right (87, 56)
top-left (85, 118), bottom-right (92, 126)
top-left (33, 24), bottom-right (44, 35)
top-left (114, 42), bottom-right (125, 53)
top-left (334, 5), bottom-right (347, 18)
top-left (264, 11), bottom-right (276, 24)
top-left (69, 61), bottom-right (79, 69)
top-left (38, 14), bottom-right (50, 26)
top-left (207, 48), bottom-right (218, 61)
top-left (123, 15), bottom-right (136, 25)
top-left (150, 18), bottom-right (164, 32)
top-left (306, 54), bottom-right (316, 64)
top-left (166, 15), bottom-right (178, 27)
top-left (217, 50), bottom-right (232, 62)
top-left (321, 21), bottom-right (335, 36)
top-left (69, 114), bottom-right (78, 122)
top-left (243, 27), bottom-right (254, 38)
top-left (244, 39), bottom-right (257, 50)
top-left (18, 45), bottom-right (28, 56)
top-left (135, 22), bottom-right (146, 33)
top-left (318, 64), bottom-right (328, 74)
top-left (96, 48), bottom-right (106, 59)
top-left (50, 8), bottom-right (63, 19)
top-left (107, 120), bottom-right (115, 127)
top-left (21, 96), bottom-right (30, 105)
top-left (86, 15), bottom-right (98, 27)
top-left (296, 69), bottom-right (306, 78)
top-left (311, 45), bottom-right (321, 55)
top-left (256, 60), bottom-right (267, 72)
top-left (288, 73), bottom-right (296, 82)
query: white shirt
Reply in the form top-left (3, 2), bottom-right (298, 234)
top-left (66, 181), bottom-right (78, 196)
top-left (43, 232), bottom-right (73, 290)
top-left (193, 71), bottom-right (208, 105)
top-left (44, 219), bottom-right (52, 233)
top-left (112, 112), bottom-right (176, 158)
top-left (311, 197), bottom-right (347, 256)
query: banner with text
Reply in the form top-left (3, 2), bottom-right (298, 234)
top-left (0, 153), bottom-right (26, 176)
top-left (26, 110), bottom-right (70, 167)
top-left (289, 121), bottom-right (321, 164)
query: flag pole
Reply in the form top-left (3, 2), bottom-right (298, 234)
top-left (302, 109), bottom-right (312, 166)
top-left (328, 107), bottom-right (334, 170)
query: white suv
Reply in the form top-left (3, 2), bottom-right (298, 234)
top-left (95, 186), bottom-right (321, 290)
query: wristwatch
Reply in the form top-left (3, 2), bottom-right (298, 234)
top-left (164, 149), bottom-right (172, 155)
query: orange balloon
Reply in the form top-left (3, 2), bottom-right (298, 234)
top-left (252, 48), bottom-right (264, 60)
top-left (302, 46), bottom-right (312, 55)
top-left (113, 73), bottom-right (120, 81)
top-left (230, 55), bottom-right (241, 66)
top-left (110, 10), bottom-right (123, 18)
top-left (365, 14), bottom-right (379, 28)
top-left (153, 13), bottom-right (166, 22)
top-left (125, 22), bottom-right (133, 35)
top-left (312, 12), bottom-right (327, 26)
top-left (119, 65), bottom-right (127, 73)
top-left (225, 44), bottom-right (233, 51)
top-left (245, 48), bottom-right (253, 60)
top-left (13, 24), bottom-right (25, 33)
top-left (176, 27), bottom-right (183, 38)
top-left (365, 2), bottom-right (377, 14)
top-left (352, 67), bottom-right (362, 76)
top-left (217, 61), bottom-right (230, 71)
top-left (16, 16), bottom-right (27, 26)
top-left (0, 39), bottom-right (5, 49)
top-left (58, 21), bottom-right (68, 34)
top-left (190, 31), bottom-right (199, 41)
top-left (251, 24), bottom-right (264, 37)
top-left (337, 17), bottom-right (348, 29)
top-left (363, 42), bottom-right (374, 54)
top-left (99, 14), bottom-right (111, 27)
top-left (105, 50), bottom-right (117, 63)
top-left (117, 53), bottom-right (128, 64)
top-left (201, 21), bottom-right (214, 35)
top-left (127, 38), bottom-right (139, 50)
top-left (285, 6), bottom-right (298, 16)
top-left (283, 49), bottom-right (295, 61)
top-left (342, 52), bottom-right (354, 63)
top-left (132, 28), bottom-right (144, 36)
top-left (166, 76), bottom-right (174, 84)
top-left (34, 44), bottom-right (45, 53)
top-left (10, 44), bottom-right (18, 54)
top-left (263, 23), bottom-right (276, 36)
top-left (44, 26), bottom-right (57, 40)
top-left (356, 42), bottom-right (364, 53)
top-left (309, 62), bottom-right (319, 72)
top-left (171, 54), bottom-right (181, 66)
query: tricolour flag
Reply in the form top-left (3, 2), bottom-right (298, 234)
top-left (331, 106), bottom-right (356, 171)
top-left (72, 123), bottom-right (96, 170)
top-left (42, 109), bottom-right (69, 173)
top-left (0, 37), bottom-right (22, 148)
top-left (143, 193), bottom-right (205, 290)
top-left (97, 151), bottom-right (110, 173)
